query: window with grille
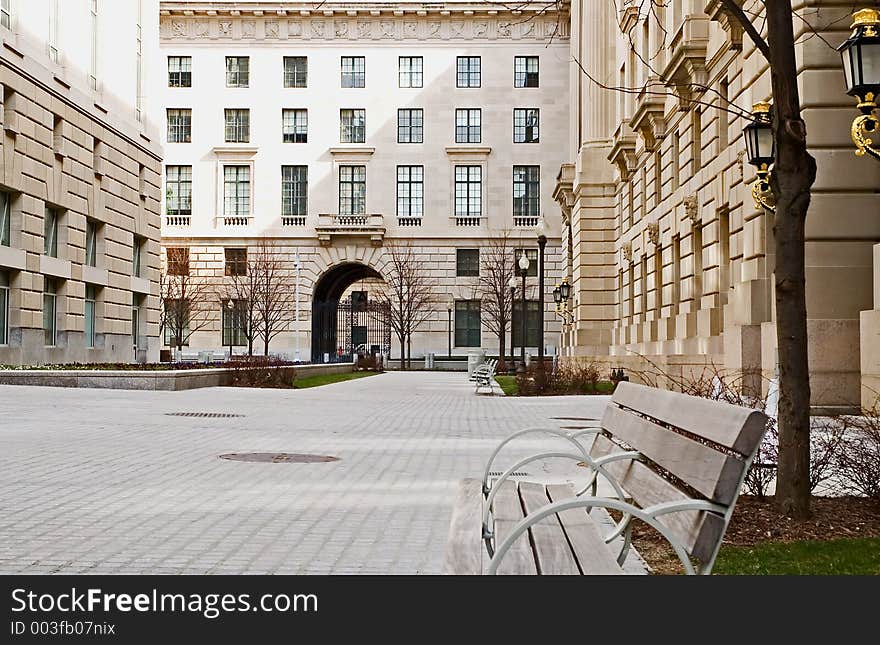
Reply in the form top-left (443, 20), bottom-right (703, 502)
top-left (43, 278), bottom-right (57, 346)
top-left (1, 191), bottom-right (10, 247)
top-left (512, 300), bottom-right (540, 347)
top-left (455, 300), bottom-right (481, 347)
top-left (399, 56), bottom-right (423, 88)
top-left (283, 56), bottom-right (307, 88)
top-left (397, 109), bottom-right (423, 143)
top-left (513, 166), bottom-right (540, 219)
top-left (339, 166), bottom-right (366, 216)
top-left (456, 249), bottom-right (480, 277)
top-left (85, 219), bottom-right (98, 267)
top-left (43, 207), bottom-right (58, 257)
top-left (282, 109), bottom-right (307, 143)
top-left (340, 109), bottom-right (365, 143)
top-left (282, 166), bottom-right (308, 218)
top-left (514, 56), bottom-right (539, 88)
top-left (514, 248), bottom-right (538, 277)
top-left (514, 108), bottom-right (539, 143)
top-left (223, 166), bottom-right (250, 216)
top-left (455, 109), bottom-right (481, 143)
top-left (166, 109), bottom-right (191, 143)
top-left (222, 299), bottom-right (247, 346)
top-left (454, 166), bottom-right (481, 218)
top-left (166, 247), bottom-right (189, 276)
top-left (168, 56), bottom-right (192, 87)
top-left (341, 56), bottom-right (365, 88)
top-left (224, 109), bottom-right (249, 143)
top-left (396, 166), bottom-right (423, 219)
top-left (226, 56), bottom-right (249, 87)
top-left (0, 270), bottom-right (9, 345)
top-left (456, 56), bottom-right (480, 88)
top-left (165, 166), bottom-right (192, 216)
top-left (224, 248), bottom-right (247, 277)
top-left (84, 284), bottom-right (96, 348)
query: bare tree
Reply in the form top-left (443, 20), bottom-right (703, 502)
top-left (252, 239), bottom-right (295, 356)
top-left (160, 263), bottom-right (214, 353)
top-left (478, 230), bottom-right (518, 370)
top-left (216, 249), bottom-right (261, 357)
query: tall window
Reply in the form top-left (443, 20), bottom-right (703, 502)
top-left (397, 109), bottom-right (423, 143)
top-left (399, 56), bottom-right (423, 88)
top-left (396, 166), bottom-right (423, 219)
top-left (135, 0), bottom-right (143, 122)
top-left (48, 0), bottom-right (60, 63)
top-left (513, 166), bottom-right (540, 221)
top-left (456, 249), bottom-right (480, 277)
top-left (513, 108), bottom-right (539, 143)
top-left (163, 299), bottom-right (189, 346)
top-left (222, 300), bottom-right (247, 346)
top-left (672, 234), bottom-right (681, 315)
top-left (43, 278), bottom-right (57, 346)
top-left (224, 109), bottom-right (249, 143)
top-left (339, 166), bottom-right (366, 217)
top-left (166, 247), bottom-right (189, 276)
top-left (43, 207), bottom-right (58, 257)
top-left (223, 166), bottom-right (250, 216)
top-left (692, 108), bottom-right (702, 172)
top-left (84, 284), bottom-right (96, 348)
top-left (226, 56), bottom-right (249, 87)
top-left (455, 109), bottom-right (481, 143)
top-left (167, 109), bottom-right (191, 143)
top-left (340, 109), bottom-right (365, 143)
top-left (719, 79), bottom-right (729, 150)
top-left (0, 190), bottom-right (10, 247)
top-left (89, 0), bottom-right (98, 90)
top-left (1, 0), bottom-right (10, 30)
top-left (514, 56), bottom-right (539, 87)
top-left (456, 57), bottom-right (480, 88)
top-left (672, 131), bottom-right (680, 191)
top-left (168, 56), bottom-right (192, 87)
top-left (224, 248), bottom-right (247, 277)
top-left (513, 248), bottom-right (538, 277)
top-left (282, 109), bottom-right (307, 143)
top-left (341, 56), bottom-right (365, 88)
top-left (512, 300), bottom-right (540, 348)
top-left (132, 293), bottom-right (141, 348)
top-left (165, 166), bottom-right (192, 216)
top-left (454, 300), bottom-right (481, 347)
top-left (283, 56), bottom-right (307, 88)
top-left (692, 223), bottom-right (703, 302)
top-left (281, 165), bottom-right (308, 219)
top-left (85, 219), bottom-right (98, 267)
top-left (454, 166), bottom-right (481, 218)
top-left (133, 236), bottom-right (145, 277)
top-left (0, 270), bottom-right (8, 345)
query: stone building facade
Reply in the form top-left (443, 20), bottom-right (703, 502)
top-left (555, 0), bottom-right (880, 411)
top-left (0, 0), bottom-right (163, 365)
top-left (157, 1), bottom-right (567, 362)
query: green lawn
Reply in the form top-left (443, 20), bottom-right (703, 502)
top-left (495, 375), bottom-right (518, 396)
top-left (713, 537), bottom-right (880, 575)
top-left (293, 371), bottom-right (380, 389)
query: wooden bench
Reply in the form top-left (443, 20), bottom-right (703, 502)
top-left (444, 381), bottom-right (769, 575)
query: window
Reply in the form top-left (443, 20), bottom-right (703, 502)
top-left (455, 109), bottom-right (481, 143)
top-left (514, 108), bottom-right (539, 143)
top-left (135, 0), bottom-right (142, 121)
top-left (719, 79), bottom-right (729, 150)
top-left (456, 249), bottom-right (480, 277)
top-left (282, 165), bottom-right (307, 219)
top-left (513, 166), bottom-right (540, 220)
top-left (396, 166), bottom-right (423, 219)
top-left (1, 0), bottom-right (10, 30)
top-left (133, 236), bottom-right (145, 277)
top-left (168, 56), bottom-right (192, 87)
top-left (89, 0), bottom-right (98, 90)
top-left (692, 108), bottom-right (702, 172)
top-left (224, 109), bottom-right (249, 143)
top-left (167, 109), bottom-right (191, 143)
top-left (43, 206), bottom-right (58, 257)
top-left (163, 299), bottom-right (189, 347)
top-left (283, 56), bottom-right (307, 88)
top-left (339, 166), bottom-right (366, 217)
top-left (48, 0), bottom-right (60, 63)
top-left (132, 293), bottom-right (141, 348)
top-left (43, 278), bottom-right (57, 346)
top-left (454, 166), bottom-right (481, 218)
top-left (456, 57), bottom-right (480, 88)
top-left (341, 56), bottom-right (365, 88)
top-left (455, 300), bottom-right (481, 347)
top-left (397, 109), bottom-right (423, 143)
top-left (340, 109), bottom-right (365, 143)
top-left (513, 248), bottom-right (538, 277)
top-left (84, 284), bottom-right (96, 348)
top-left (222, 299), bottom-right (248, 346)
top-left (512, 300), bottom-right (540, 347)
top-left (165, 166), bottom-right (192, 216)
top-left (514, 56), bottom-right (539, 87)
top-left (282, 109), bottom-right (307, 143)
top-left (166, 247), bottom-right (189, 276)
top-left (226, 56), bottom-right (249, 87)
top-left (399, 57), bottom-right (423, 88)
top-left (1, 190), bottom-right (10, 246)
top-left (85, 219), bottom-right (98, 267)
top-left (223, 166), bottom-right (250, 217)
top-left (0, 270), bottom-right (8, 345)
top-left (224, 248), bottom-right (247, 277)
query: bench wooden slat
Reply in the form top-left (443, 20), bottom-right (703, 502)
top-left (518, 482), bottom-right (581, 575)
top-left (590, 435), bottom-right (726, 563)
top-left (492, 480), bottom-right (537, 575)
top-left (600, 404), bottom-right (746, 504)
top-left (545, 484), bottom-right (624, 575)
top-left (611, 381), bottom-right (767, 455)
top-left (443, 478), bottom-right (483, 574)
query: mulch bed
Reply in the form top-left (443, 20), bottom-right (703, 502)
top-left (630, 495), bottom-right (880, 575)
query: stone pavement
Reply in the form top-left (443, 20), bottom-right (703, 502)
top-left (0, 372), bottom-right (610, 574)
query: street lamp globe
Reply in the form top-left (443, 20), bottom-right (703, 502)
top-left (535, 216), bottom-right (547, 242)
top-left (508, 275), bottom-right (518, 291)
top-left (518, 251), bottom-right (530, 274)
top-left (838, 8), bottom-right (880, 111)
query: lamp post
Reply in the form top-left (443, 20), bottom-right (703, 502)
top-left (225, 298), bottom-right (234, 359)
top-left (517, 250), bottom-right (530, 374)
top-left (447, 301), bottom-right (452, 358)
top-left (838, 8), bottom-right (880, 162)
top-left (743, 102), bottom-right (776, 212)
top-left (294, 252), bottom-right (301, 363)
top-left (535, 217), bottom-right (547, 384)
top-left (508, 275), bottom-right (517, 374)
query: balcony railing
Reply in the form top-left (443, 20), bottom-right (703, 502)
top-left (165, 215), bottom-right (191, 227)
top-left (219, 215), bottom-right (252, 226)
top-left (397, 217), bottom-right (422, 227)
top-left (453, 215), bottom-right (482, 227)
top-left (315, 213), bottom-right (385, 246)
top-left (282, 215), bottom-right (307, 226)
top-left (514, 216), bottom-right (539, 228)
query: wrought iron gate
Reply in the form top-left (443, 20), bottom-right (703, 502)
top-left (312, 296), bottom-right (391, 364)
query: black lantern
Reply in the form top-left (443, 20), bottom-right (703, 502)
top-left (553, 285), bottom-right (562, 305)
top-left (743, 102), bottom-right (775, 170)
top-left (559, 279), bottom-right (572, 301)
top-left (839, 9), bottom-right (880, 110)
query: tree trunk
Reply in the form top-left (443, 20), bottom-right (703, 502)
top-left (407, 335), bottom-right (412, 370)
top-left (399, 335), bottom-right (405, 371)
top-left (767, 1), bottom-right (816, 519)
top-left (498, 332), bottom-right (507, 372)
top-left (248, 336), bottom-right (253, 357)
top-left (264, 336), bottom-right (269, 356)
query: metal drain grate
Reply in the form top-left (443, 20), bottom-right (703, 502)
top-left (166, 412), bottom-right (245, 418)
top-left (551, 416), bottom-right (598, 421)
top-left (220, 453), bottom-right (339, 464)
top-left (487, 471), bottom-right (530, 477)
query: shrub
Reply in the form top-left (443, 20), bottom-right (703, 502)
top-left (834, 408), bottom-right (880, 500)
top-left (355, 354), bottom-right (385, 372)
top-left (227, 356), bottom-right (297, 388)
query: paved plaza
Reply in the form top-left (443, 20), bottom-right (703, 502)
top-left (0, 372), bottom-right (609, 574)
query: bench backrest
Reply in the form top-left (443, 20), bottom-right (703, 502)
top-left (592, 381), bottom-right (768, 564)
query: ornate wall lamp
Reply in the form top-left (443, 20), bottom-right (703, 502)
top-left (743, 102), bottom-right (776, 212)
top-left (552, 279), bottom-right (574, 325)
top-left (838, 8), bottom-right (880, 162)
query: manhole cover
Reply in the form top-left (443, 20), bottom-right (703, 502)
top-left (220, 453), bottom-right (339, 464)
top-left (551, 416), bottom-right (598, 421)
top-left (167, 412), bottom-right (245, 418)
